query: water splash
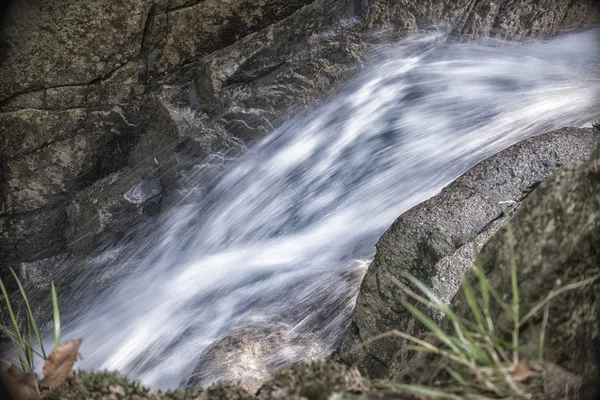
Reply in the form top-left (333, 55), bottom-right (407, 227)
top-left (52, 29), bottom-right (599, 389)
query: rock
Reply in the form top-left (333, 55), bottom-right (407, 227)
top-left (187, 326), bottom-right (325, 393)
top-left (392, 136), bottom-right (600, 399)
top-left (2, 109), bottom-right (137, 214)
top-left (0, 0), bottom-right (155, 100)
top-left (0, 109), bottom-right (88, 159)
top-left (155, 0), bottom-right (315, 74)
top-left (336, 127), bottom-right (600, 379)
top-left (450, 142), bottom-right (600, 398)
top-left (65, 169), bottom-right (163, 256)
top-left (196, 0), bottom-right (371, 141)
top-left (129, 96), bottom-right (244, 194)
top-left (9, 206), bottom-right (68, 263)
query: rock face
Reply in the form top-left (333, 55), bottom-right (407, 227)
top-left (452, 141), bottom-right (600, 398)
top-left (0, 0), bottom-right (599, 282)
top-left (336, 127), bottom-right (600, 379)
top-left (393, 134), bottom-right (600, 399)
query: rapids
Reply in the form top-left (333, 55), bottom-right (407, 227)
top-left (47, 29), bottom-right (600, 389)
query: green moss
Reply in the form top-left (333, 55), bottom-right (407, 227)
top-left (39, 362), bottom-right (388, 400)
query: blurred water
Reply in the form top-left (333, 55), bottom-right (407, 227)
top-left (48, 29), bottom-right (600, 389)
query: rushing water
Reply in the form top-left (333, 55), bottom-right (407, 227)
top-left (44, 29), bottom-right (599, 389)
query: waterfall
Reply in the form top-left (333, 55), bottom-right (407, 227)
top-left (50, 29), bottom-right (599, 389)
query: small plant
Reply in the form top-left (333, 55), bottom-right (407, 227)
top-left (360, 218), bottom-right (599, 399)
top-left (592, 120), bottom-right (600, 130)
top-left (0, 268), bottom-right (59, 374)
top-left (0, 269), bottom-right (82, 400)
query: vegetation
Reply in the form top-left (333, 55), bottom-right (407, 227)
top-left (1, 269), bottom-right (82, 399)
top-left (359, 217), bottom-right (599, 399)
top-left (0, 268), bottom-right (60, 374)
top-left (2, 218), bottom-right (597, 399)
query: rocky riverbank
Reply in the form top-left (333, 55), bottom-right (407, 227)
top-left (38, 124), bottom-right (600, 399)
top-left (2, 0), bottom-right (600, 399)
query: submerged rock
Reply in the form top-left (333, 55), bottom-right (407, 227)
top-left (336, 126), bottom-right (600, 379)
top-left (186, 326), bottom-right (325, 393)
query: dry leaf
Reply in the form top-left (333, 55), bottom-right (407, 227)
top-left (40, 339), bottom-right (83, 387)
top-left (512, 359), bottom-right (535, 382)
top-left (0, 363), bottom-right (40, 400)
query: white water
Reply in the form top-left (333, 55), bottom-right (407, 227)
top-left (50, 29), bottom-right (599, 389)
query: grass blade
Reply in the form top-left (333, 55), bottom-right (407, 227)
top-left (445, 367), bottom-right (468, 386)
top-left (51, 282), bottom-right (61, 348)
top-left (461, 277), bottom-right (485, 333)
top-left (0, 277), bottom-right (28, 368)
top-left (403, 273), bottom-right (472, 347)
top-left (398, 298), bottom-right (462, 356)
top-left (386, 384), bottom-right (463, 399)
top-left (504, 216), bottom-right (519, 364)
top-left (10, 268), bottom-right (46, 359)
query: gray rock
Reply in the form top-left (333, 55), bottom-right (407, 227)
top-left (65, 169), bottom-right (163, 256)
top-left (395, 136), bottom-right (600, 399)
top-left (187, 326), bottom-right (323, 393)
top-left (124, 180), bottom-right (163, 205)
top-left (2, 109), bottom-right (137, 214)
top-left (0, 0), bottom-right (154, 100)
top-left (155, 0), bottom-right (315, 74)
top-left (336, 127), bottom-right (600, 379)
top-left (450, 143), bottom-right (600, 398)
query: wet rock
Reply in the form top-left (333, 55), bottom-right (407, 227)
top-left (3, 109), bottom-right (137, 214)
top-left (18, 254), bottom-right (69, 290)
top-left (66, 169), bottom-right (163, 256)
top-left (370, 0), bottom-right (600, 39)
top-left (0, 0), bottom-right (155, 100)
top-left (155, 0), bottom-right (315, 74)
top-left (1, 0), bottom-right (599, 292)
top-left (10, 206), bottom-right (68, 263)
top-left (451, 142), bottom-right (600, 398)
top-left (187, 326), bottom-right (323, 393)
top-left (0, 109), bottom-right (88, 159)
top-left (130, 96), bottom-right (243, 191)
top-left (196, 0), bottom-right (370, 140)
top-left (124, 179), bottom-right (164, 205)
top-left (336, 127), bottom-right (600, 379)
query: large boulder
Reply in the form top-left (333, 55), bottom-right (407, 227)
top-left (336, 127), bottom-right (600, 379)
top-left (394, 136), bottom-right (600, 399)
top-left (449, 141), bottom-right (600, 398)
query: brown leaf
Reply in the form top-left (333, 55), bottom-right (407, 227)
top-left (40, 339), bottom-right (83, 387)
top-left (0, 363), bottom-right (40, 400)
top-left (512, 359), bottom-right (535, 382)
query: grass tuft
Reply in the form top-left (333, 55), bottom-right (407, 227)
top-left (0, 268), bottom-right (61, 374)
top-left (359, 217), bottom-right (599, 399)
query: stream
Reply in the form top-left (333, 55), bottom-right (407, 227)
top-left (47, 29), bottom-right (600, 389)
